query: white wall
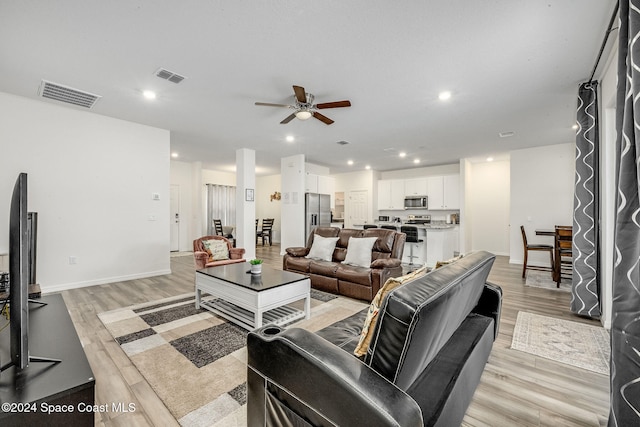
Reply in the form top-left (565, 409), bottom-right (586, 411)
top-left (280, 155), bottom-right (306, 253)
top-left (467, 159), bottom-right (510, 255)
top-left (509, 143), bottom-right (575, 265)
top-left (0, 92), bottom-right (170, 292)
top-left (380, 163), bottom-right (459, 180)
top-left (202, 169), bottom-right (236, 187)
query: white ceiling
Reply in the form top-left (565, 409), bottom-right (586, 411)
top-left (0, 1), bottom-right (616, 176)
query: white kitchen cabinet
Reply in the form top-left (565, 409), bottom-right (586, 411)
top-left (425, 229), bottom-right (455, 267)
top-left (404, 178), bottom-right (428, 196)
top-left (451, 226), bottom-right (460, 256)
top-left (305, 173), bottom-right (318, 193)
top-left (306, 173), bottom-right (335, 208)
top-left (443, 175), bottom-right (460, 209)
top-left (377, 179), bottom-right (405, 210)
top-left (426, 174), bottom-right (460, 210)
top-left (318, 175), bottom-right (335, 209)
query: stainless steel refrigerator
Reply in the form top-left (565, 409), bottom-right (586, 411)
top-left (305, 193), bottom-right (331, 239)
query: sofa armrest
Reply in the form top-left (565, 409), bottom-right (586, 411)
top-left (472, 282), bottom-right (503, 340)
top-left (247, 326), bottom-right (423, 427)
top-left (285, 246), bottom-right (309, 257)
top-left (371, 258), bottom-right (402, 269)
top-left (229, 247), bottom-right (245, 259)
top-left (193, 251), bottom-right (208, 269)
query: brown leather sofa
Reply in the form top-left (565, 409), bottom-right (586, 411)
top-left (193, 235), bottom-right (246, 269)
top-left (283, 227), bottom-right (406, 302)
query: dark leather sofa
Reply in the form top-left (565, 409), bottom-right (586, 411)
top-left (247, 251), bottom-right (502, 427)
top-left (283, 227), bottom-right (406, 302)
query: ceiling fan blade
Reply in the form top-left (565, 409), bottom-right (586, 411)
top-left (293, 85), bottom-right (307, 103)
top-left (280, 113), bottom-right (296, 124)
top-left (315, 100), bottom-right (351, 109)
top-left (313, 112), bottom-right (334, 125)
top-left (255, 102), bottom-right (293, 108)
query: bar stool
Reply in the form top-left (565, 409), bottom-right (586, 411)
top-left (401, 226), bottom-right (423, 266)
top-left (520, 225), bottom-right (554, 279)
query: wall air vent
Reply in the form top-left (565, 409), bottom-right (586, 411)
top-left (39, 80), bottom-right (101, 108)
top-left (155, 68), bottom-right (186, 84)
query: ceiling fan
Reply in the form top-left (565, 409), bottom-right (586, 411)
top-left (255, 85), bottom-right (351, 125)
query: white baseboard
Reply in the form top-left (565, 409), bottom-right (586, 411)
top-left (41, 269), bottom-right (172, 294)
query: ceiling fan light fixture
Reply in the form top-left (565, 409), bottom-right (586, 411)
top-left (295, 110), bottom-right (312, 120)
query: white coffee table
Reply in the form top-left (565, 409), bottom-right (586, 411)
top-left (195, 262), bottom-right (311, 330)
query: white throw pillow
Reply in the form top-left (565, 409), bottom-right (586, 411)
top-left (343, 237), bottom-right (378, 268)
top-left (306, 234), bottom-right (339, 261)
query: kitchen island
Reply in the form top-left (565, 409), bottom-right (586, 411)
top-left (354, 222), bottom-right (459, 267)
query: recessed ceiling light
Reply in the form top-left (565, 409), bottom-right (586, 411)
top-left (365, 165), bottom-right (371, 170)
top-left (171, 152), bottom-right (179, 158)
top-left (399, 152), bottom-right (407, 158)
top-left (143, 90), bottom-right (157, 100)
top-left (414, 159), bottom-right (420, 164)
top-left (286, 135), bottom-right (295, 142)
top-left (487, 157), bottom-right (494, 162)
top-left (438, 91), bottom-right (452, 101)
top-left (348, 160), bottom-right (354, 165)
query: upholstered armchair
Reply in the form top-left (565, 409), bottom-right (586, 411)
top-left (193, 235), bottom-right (246, 269)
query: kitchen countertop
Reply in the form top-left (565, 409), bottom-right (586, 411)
top-left (356, 221), bottom-right (459, 230)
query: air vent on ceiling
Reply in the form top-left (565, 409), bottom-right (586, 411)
top-left (39, 80), bottom-right (101, 108)
top-left (499, 131), bottom-right (515, 138)
top-left (155, 68), bottom-right (186, 84)
top-left (336, 140), bottom-right (350, 146)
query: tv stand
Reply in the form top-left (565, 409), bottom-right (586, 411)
top-left (0, 298), bottom-right (61, 372)
top-left (0, 294), bottom-right (94, 425)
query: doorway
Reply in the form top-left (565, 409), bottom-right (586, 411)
top-left (346, 190), bottom-right (368, 228)
top-left (170, 184), bottom-right (180, 252)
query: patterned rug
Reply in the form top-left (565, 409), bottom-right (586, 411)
top-left (511, 311), bottom-right (610, 375)
top-left (98, 289), bottom-right (354, 426)
top-left (525, 270), bottom-right (571, 292)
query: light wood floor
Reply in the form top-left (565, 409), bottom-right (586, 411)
top-left (61, 245), bottom-right (609, 426)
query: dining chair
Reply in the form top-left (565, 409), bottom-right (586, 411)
top-left (554, 225), bottom-right (573, 287)
top-left (257, 218), bottom-right (274, 246)
top-left (213, 219), bottom-right (224, 236)
top-left (520, 225), bottom-right (554, 279)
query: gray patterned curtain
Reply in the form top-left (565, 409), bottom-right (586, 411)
top-left (571, 82), bottom-right (601, 318)
top-left (610, 1), bottom-right (640, 424)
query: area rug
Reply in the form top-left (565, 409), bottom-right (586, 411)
top-left (525, 270), bottom-right (571, 292)
top-left (511, 311), bottom-right (610, 375)
top-left (98, 289), bottom-right (348, 426)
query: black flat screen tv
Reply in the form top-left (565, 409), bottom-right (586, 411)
top-left (1, 173), bottom-right (59, 372)
top-left (6, 172), bottom-right (29, 370)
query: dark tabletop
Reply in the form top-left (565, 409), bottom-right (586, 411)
top-left (197, 262), bottom-right (309, 292)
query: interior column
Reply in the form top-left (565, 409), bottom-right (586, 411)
top-left (236, 148), bottom-right (256, 260)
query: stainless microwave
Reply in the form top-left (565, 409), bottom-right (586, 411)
top-left (404, 196), bottom-right (428, 209)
